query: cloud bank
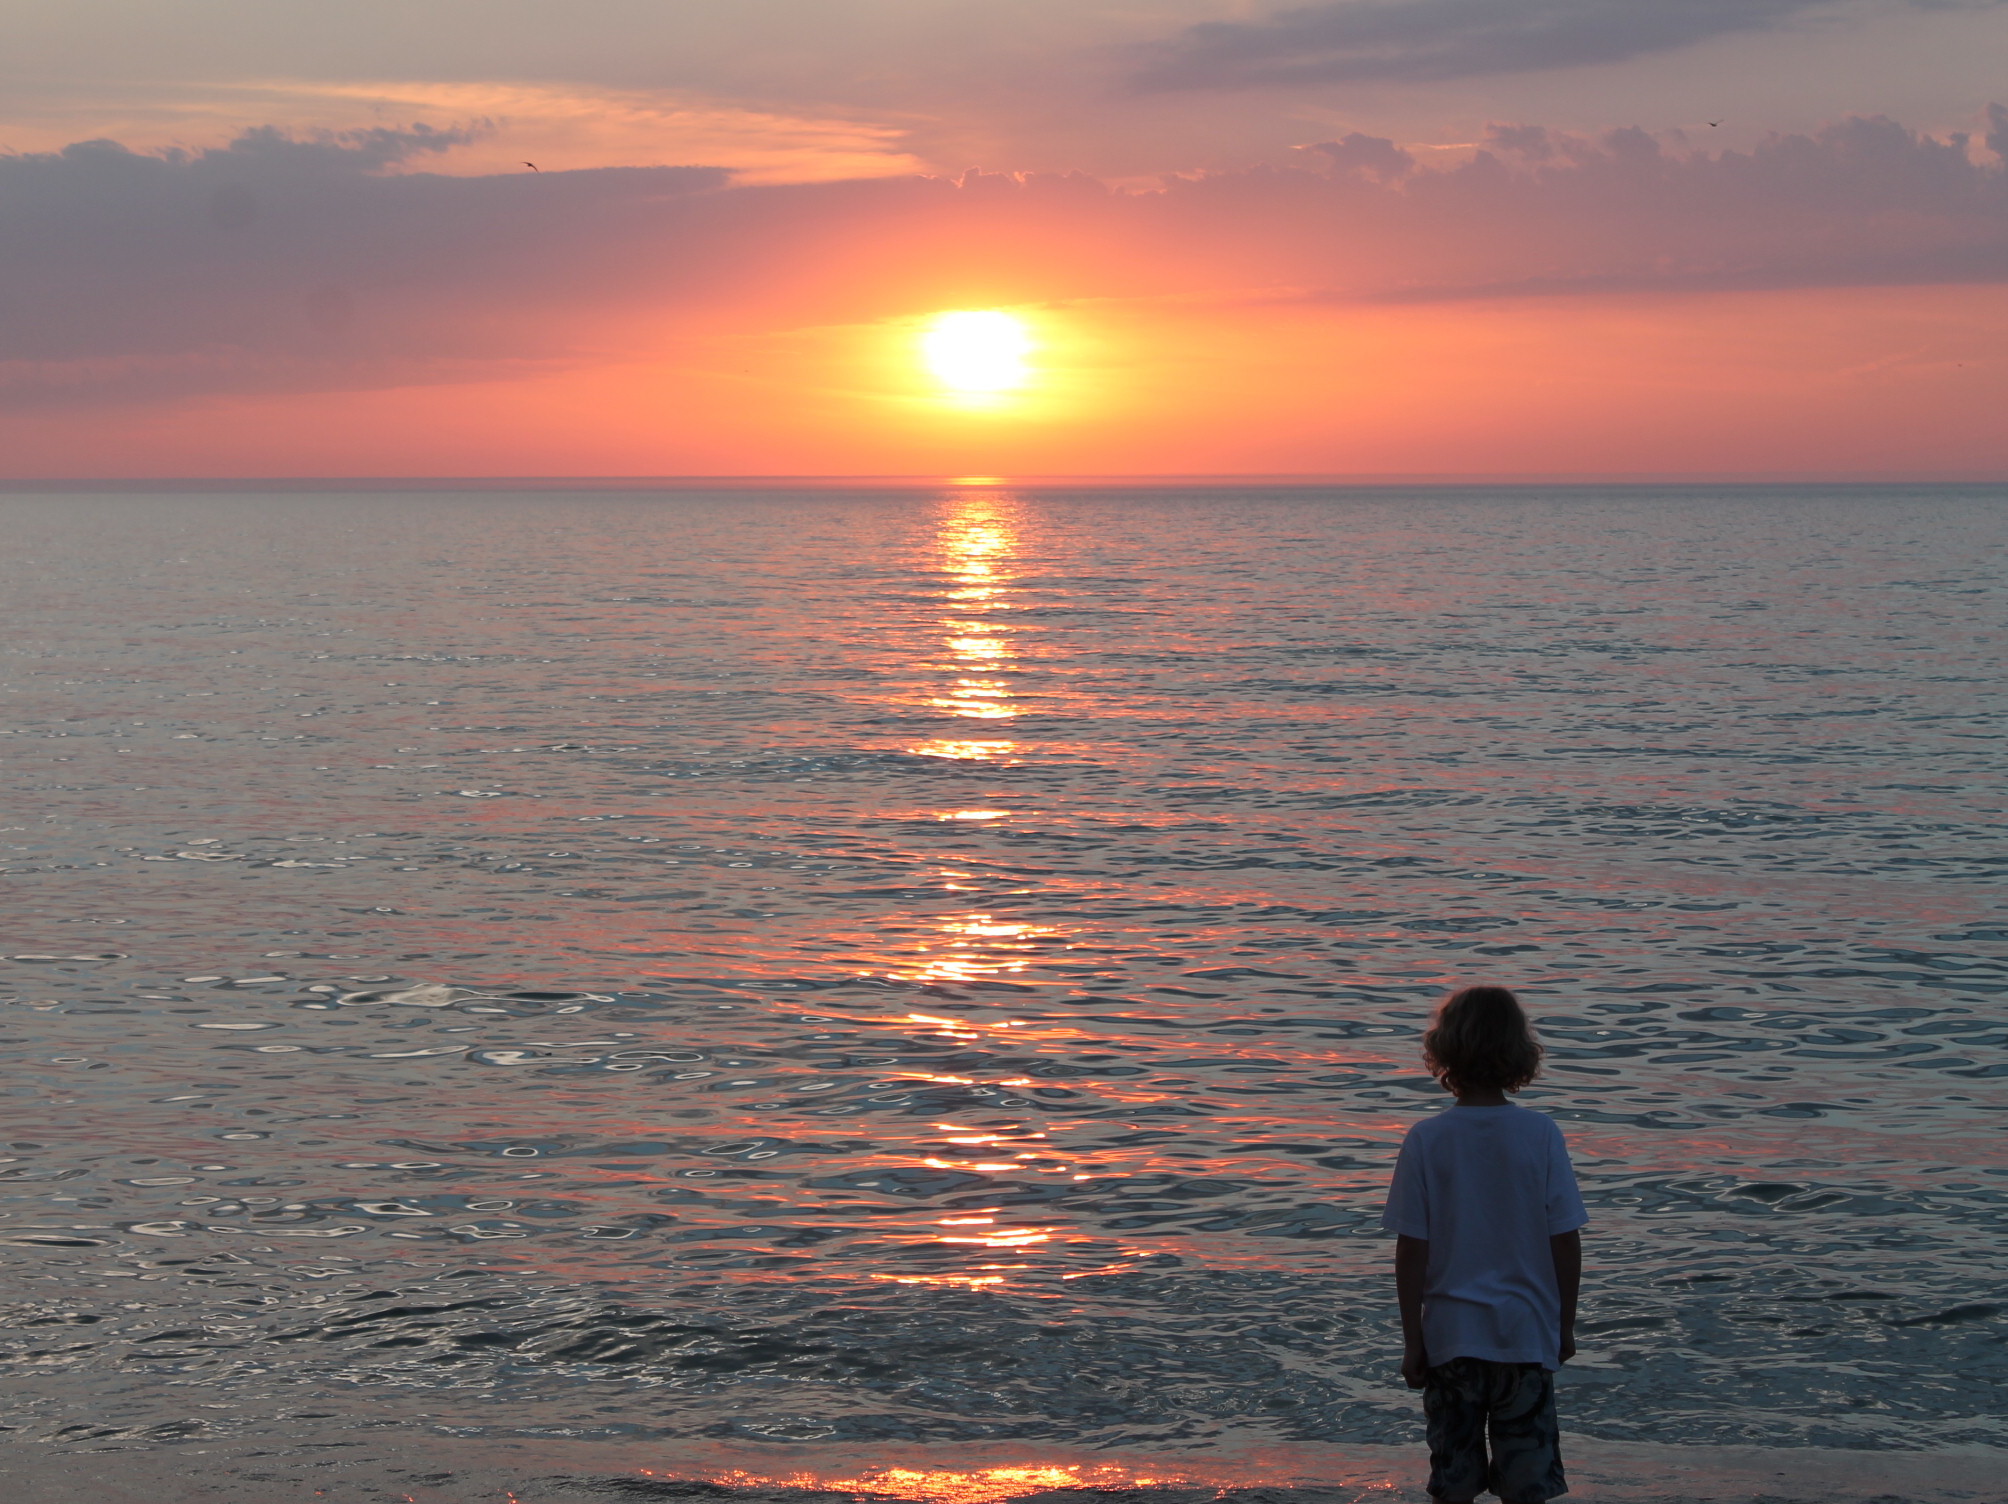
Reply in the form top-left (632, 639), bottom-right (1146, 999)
top-left (4, 110), bottom-right (2006, 408)
top-left (1131, 0), bottom-right (1989, 90)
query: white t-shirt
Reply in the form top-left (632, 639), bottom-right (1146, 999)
top-left (1380, 1103), bottom-right (1589, 1370)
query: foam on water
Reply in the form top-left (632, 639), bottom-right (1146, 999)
top-left (0, 485), bottom-right (2002, 1469)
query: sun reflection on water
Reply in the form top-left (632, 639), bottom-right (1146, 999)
top-left (700, 1465), bottom-right (1186, 1501)
top-left (641, 1456), bottom-right (1413, 1503)
top-left (874, 491), bottom-right (1143, 1285)
top-left (883, 914), bottom-right (1058, 989)
top-left (906, 491), bottom-right (1025, 760)
top-left (909, 738), bottom-right (1017, 760)
top-left (929, 680), bottom-right (1016, 718)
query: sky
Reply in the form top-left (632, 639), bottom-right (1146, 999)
top-left (5, 0), bottom-right (2008, 477)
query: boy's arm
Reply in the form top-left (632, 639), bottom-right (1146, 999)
top-left (1550, 1230), bottom-right (1581, 1363)
top-left (1395, 1234), bottom-right (1429, 1388)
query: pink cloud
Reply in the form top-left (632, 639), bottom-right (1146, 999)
top-left (4, 109), bottom-right (2005, 410)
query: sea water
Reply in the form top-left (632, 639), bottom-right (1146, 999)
top-left (0, 485), bottom-right (2002, 1471)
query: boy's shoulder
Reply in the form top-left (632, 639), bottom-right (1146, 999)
top-left (1403, 1103), bottom-right (1563, 1145)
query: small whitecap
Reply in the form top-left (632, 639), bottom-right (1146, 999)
top-left (381, 984), bottom-right (464, 1008)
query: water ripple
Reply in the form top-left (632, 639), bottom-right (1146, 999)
top-left (0, 484), bottom-right (2002, 1459)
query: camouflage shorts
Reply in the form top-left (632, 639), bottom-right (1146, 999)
top-left (1422, 1356), bottom-right (1566, 1502)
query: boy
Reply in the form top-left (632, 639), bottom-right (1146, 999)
top-left (1382, 985), bottom-right (1587, 1504)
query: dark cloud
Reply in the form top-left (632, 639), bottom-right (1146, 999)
top-left (4, 111), bottom-right (2006, 408)
top-left (0, 126), bottom-right (730, 404)
top-left (1131, 0), bottom-right (1971, 91)
top-left (1303, 131), bottom-right (1417, 179)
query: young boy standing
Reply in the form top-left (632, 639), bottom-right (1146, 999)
top-left (1382, 985), bottom-right (1587, 1504)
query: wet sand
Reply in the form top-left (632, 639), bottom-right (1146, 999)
top-left (5, 1434), bottom-right (2000, 1504)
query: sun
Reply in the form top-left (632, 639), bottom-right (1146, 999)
top-left (920, 310), bottom-right (1032, 394)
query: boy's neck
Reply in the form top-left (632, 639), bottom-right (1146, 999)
top-left (1452, 1087), bottom-right (1510, 1107)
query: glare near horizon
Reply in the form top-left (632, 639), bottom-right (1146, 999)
top-left (921, 311), bottom-right (1035, 399)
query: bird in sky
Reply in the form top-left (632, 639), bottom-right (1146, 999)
top-left (523, 161), bottom-right (540, 171)
top-left (1706, 121), bottom-right (1721, 128)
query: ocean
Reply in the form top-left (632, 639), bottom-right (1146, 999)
top-left (1, 484), bottom-right (2002, 1497)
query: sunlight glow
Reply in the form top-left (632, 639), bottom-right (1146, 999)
top-left (905, 497), bottom-right (1024, 761)
top-left (921, 311), bottom-right (1032, 393)
top-left (696, 1464), bottom-right (1189, 1503)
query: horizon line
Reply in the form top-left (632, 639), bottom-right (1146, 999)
top-left (2, 471), bottom-right (2006, 494)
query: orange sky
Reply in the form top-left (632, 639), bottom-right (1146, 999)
top-left (5, 2), bottom-right (2008, 477)
top-left (8, 279), bottom-right (2004, 479)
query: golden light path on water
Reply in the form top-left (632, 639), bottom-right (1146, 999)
top-left (882, 493), bottom-right (1080, 1287)
top-left (675, 1464), bottom-right (1265, 1502)
top-left (638, 1445), bottom-right (1414, 1502)
top-left (709, 1464), bottom-right (1172, 1502)
top-left (861, 491), bottom-right (1394, 1288)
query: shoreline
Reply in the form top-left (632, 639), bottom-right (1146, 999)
top-left (7, 1434), bottom-right (2001, 1503)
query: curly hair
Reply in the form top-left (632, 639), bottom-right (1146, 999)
top-left (1422, 985), bottom-right (1544, 1096)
